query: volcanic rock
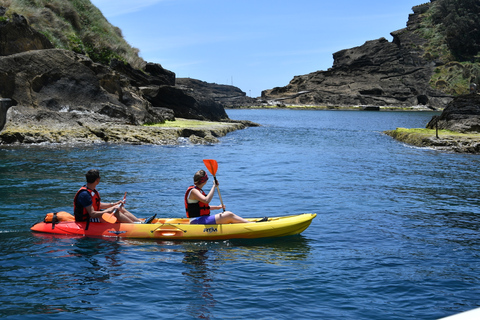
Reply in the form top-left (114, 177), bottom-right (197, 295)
top-left (426, 94), bottom-right (480, 133)
top-left (0, 11), bottom-right (54, 56)
top-left (0, 12), bottom-right (235, 143)
top-left (176, 78), bottom-right (262, 107)
top-left (261, 3), bottom-right (452, 109)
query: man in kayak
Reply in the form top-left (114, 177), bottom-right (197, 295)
top-left (185, 170), bottom-right (267, 224)
top-left (74, 169), bottom-right (147, 223)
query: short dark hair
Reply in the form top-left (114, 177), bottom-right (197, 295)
top-left (85, 169), bottom-right (100, 183)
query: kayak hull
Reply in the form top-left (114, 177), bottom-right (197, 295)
top-left (30, 213), bottom-right (316, 240)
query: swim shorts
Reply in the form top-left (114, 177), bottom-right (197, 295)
top-left (190, 215), bottom-right (216, 225)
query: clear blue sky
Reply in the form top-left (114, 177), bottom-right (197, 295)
top-left (90, 0), bottom-right (424, 97)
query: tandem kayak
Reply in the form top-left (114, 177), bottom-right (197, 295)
top-left (30, 213), bottom-right (317, 240)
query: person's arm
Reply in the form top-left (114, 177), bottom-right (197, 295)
top-left (77, 192), bottom-right (117, 218)
top-left (190, 184), bottom-right (216, 204)
top-left (99, 200), bottom-right (122, 210)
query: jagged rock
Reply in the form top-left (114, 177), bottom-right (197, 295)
top-left (110, 59), bottom-right (175, 87)
top-left (0, 48), bottom-right (169, 125)
top-left (176, 78), bottom-right (261, 107)
top-left (0, 12), bottom-right (54, 56)
top-left (0, 98), bottom-right (12, 131)
top-left (426, 94), bottom-right (480, 133)
top-left (0, 12), bottom-right (234, 143)
top-left (261, 3), bottom-right (452, 109)
top-left (141, 85), bottom-right (229, 121)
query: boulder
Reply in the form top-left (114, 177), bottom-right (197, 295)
top-left (0, 12), bottom-right (54, 56)
top-left (426, 94), bottom-right (480, 133)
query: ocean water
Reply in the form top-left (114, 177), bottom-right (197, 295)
top-left (1, 109), bottom-right (480, 319)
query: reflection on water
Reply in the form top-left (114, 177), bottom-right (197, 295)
top-left (182, 249), bottom-right (216, 320)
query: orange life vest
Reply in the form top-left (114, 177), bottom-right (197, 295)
top-left (73, 186), bottom-right (101, 222)
top-left (184, 186), bottom-right (210, 218)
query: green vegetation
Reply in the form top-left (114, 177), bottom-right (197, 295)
top-left (3, 0), bottom-right (144, 68)
top-left (387, 127), bottom-right (480, 139)
top-left (145, 119), bottom-right (228, 128)
top-left (415, 0), bottom-right (480, 95)
top-left (385, 127), bottom-right (480, 153)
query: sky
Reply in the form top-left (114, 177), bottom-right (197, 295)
top-left (90, 0), bottom-right (425, 97)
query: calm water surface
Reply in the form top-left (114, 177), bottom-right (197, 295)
top-left (1, 109), bottom-right (480, 319)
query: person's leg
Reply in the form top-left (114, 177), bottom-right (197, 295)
top-left (214, 211), bottom-right (252, 224)
top-left (117, 207), bottom-right (141, 223)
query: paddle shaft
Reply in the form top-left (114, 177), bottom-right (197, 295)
top-left (102, 192), bottom-right (126, 223)
top-left (212, 176), bottom-right (225, 212)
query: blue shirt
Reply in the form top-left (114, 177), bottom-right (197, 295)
top-left (76, 190), bottom-right (93, 208)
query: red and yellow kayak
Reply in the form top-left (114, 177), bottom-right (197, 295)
top-left (30, 213), bottom-right (316, 240)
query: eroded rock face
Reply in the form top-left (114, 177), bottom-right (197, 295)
top-left (0, 49), bottom-right (169, 125)
top-left (261, 4), bottom-right (452, 109)
top-left (141, 85), bottom-right (229, 121)
top-left (0, 12), bottom-right (54, 56)
top-left (0, 11), bottom-right (231, 140)
top-left (176, 78), bottom-right (261, 107)
top-left (427, 94), bottom-right (480, 133)
top-left (0, 98), bottom-right (11, 131)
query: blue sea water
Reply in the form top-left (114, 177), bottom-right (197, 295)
top-left (1, 109), bottom-right (480, 319)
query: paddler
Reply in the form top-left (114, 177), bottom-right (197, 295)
top-left (74, 169), bottom-right (153, 223)
top-left (185, 169), bottom-right (267, 224)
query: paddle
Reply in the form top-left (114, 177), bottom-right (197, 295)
top-left (102, 192), bottom-right (127, 223)
top-left (203, 159), bottom-right (225, 212)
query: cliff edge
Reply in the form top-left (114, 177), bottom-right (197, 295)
top-left (261, 2), bottom-right (453, 109)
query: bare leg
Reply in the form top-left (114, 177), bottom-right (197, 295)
top-left (214, 211), bottom-right (252, 224)
top-left (116, 207), bottom-right (141, 223)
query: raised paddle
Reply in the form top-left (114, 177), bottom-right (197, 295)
top-left (102, 192), bottom-right (127, 223)
top-left (203, 159), bottom-right (225, 212)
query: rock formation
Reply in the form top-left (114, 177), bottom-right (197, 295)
top-left (0, 8), bottom-right (233, 143)
top-left (426, 94), bottom-right (480, 133)
top-left (176, 78), bottom-right (261, 107)
top-left (0, 12), bottom-right (54, 55)
top-left (261, 3), bottom-right (452, 109)
top-left (0, 98), bottom-right (11, 131)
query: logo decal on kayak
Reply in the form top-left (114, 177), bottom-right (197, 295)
top-left (108, 231), bottom-right (127, 235)
top-left (203, 227), bottom-right (217, 233)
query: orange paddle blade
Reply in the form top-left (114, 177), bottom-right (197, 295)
top-left (102, 212), bottom-right (117, 223)
top-left (203, 159), bottom-right (218, 175)
top-left (101, 192), bottom-right (126, 224)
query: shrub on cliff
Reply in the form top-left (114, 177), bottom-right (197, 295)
top-left (418, 0), bottom-right (480, 95)
top-left (3, 0), bottom-right (144, 69)
top-left (430, 0), bottom-right (480, 61)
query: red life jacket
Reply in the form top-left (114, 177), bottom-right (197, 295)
top-left (73, 186), bottom-right (101, 222)
top-left (184, 186), bottom-right (210, 218)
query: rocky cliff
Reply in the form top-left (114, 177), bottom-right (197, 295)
top-left (176, 78), bottom-right (260, 107)
top-left (261, 2), bottom-right (452, 109)
top-left (0, 6), bottom-right (234, 141)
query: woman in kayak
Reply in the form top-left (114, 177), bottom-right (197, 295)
top-left (185, 170), bottom-right (265, 224)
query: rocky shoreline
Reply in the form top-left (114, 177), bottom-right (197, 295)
top-left (384, 128), bottom-right (480, 154)
top-left (0, 110), bottom-right (258, 145)
top-left (226, 104), bottom-right (438, 111)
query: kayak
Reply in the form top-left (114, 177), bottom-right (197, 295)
top-left (30, 213), bottom-right (317, 240)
